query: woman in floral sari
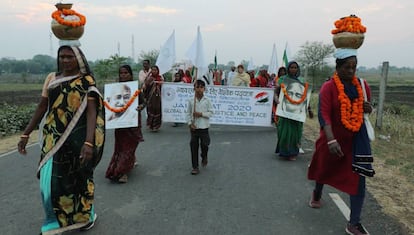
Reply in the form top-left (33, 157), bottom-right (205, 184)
top-left (143, 65), bottom-right (164, 131)
top-left (105, 65), bottom-right (145, 183)
top-left (17, 46), bottom-right (105, 235)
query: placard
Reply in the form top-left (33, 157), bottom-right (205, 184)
top-left (162, 83), bottom-right (274, 127)
top-left (104, 81), bottom-right (139, 129)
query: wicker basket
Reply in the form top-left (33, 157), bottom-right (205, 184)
top-left (332, 32), bottom-right (364, 49)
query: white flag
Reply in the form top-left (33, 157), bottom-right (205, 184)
top-left (247, 57), bottom-right (255, 71)
top-left (185, 26), bottom-right (207, 79)
top-left (156, 30), bottom-right (176, 75)
top-left (268, 43), bottom-right (278, 75)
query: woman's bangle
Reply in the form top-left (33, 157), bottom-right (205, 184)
top-left (84, 141), bottom-right (94, 148)
top-left (327, 139), bottom-right (337, 145)
top-left (20, 134), bottom-right (29, 139)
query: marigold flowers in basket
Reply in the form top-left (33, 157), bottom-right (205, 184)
top-left (51, 3), bottom-right (86, 42)
top-left (332, 15), bottom-right (366, 49)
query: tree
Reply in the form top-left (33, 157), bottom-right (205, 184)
top-left (91, 54), bottom-right (130, 82)
top-left (137, 49), bottom-right (159, 67)
top-left (32, 54), bottom-right (56, 73)
top-left (295, 41), bottom-right (335, 89)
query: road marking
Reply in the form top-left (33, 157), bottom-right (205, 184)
top-left (0, 143), bottom-right (37, 159)
top-left (329, 193), bottom-right (370, 234)
top-left (329, 193), bottom-right (350, 221)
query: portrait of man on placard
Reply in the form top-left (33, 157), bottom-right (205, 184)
top-left (276, 77), bottom-right (311, 123)
top-left (104, 81), bottom-right (139, 129)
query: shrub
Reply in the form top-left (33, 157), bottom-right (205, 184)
top-left (0, 103), bottom-right (37, 136)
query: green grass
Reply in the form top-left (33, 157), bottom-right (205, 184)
top-left (0, 83), bottom-right (43, 91)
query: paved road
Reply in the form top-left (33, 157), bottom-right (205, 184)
top-left (0, 123), bottom-right (405, 234)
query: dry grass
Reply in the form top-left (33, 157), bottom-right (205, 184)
top-left (0, 130), bottom-right (39, 154)
top-left (304, 95), bottom-right (414, 234)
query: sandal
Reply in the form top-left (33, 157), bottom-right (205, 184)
top-left (118, 174), bottom-right (128, 183)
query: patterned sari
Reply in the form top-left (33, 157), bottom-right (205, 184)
top-left (144, 75), bottom-right (163, 130)
top-left (39, 46), bottom-right (105, 235)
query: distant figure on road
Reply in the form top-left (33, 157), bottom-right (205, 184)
top-left (143, 65), bottom-right (164, 132)
top-left (106, 65), bottom-right (145, 183)
top-left (308, 50), bottom-right (374, 235)
top-left (17, 45), bottom-right (105, 234)
top-left (272, 66), bottom-right (287, 124)
top-left (226, 66), bottom-right (236, 86)
top-left (138, 59), bottom-right (151, 89)
top-left (187, 80), bottom-right (213, 175)
top-left (231, 64), bottom-right (250, 87)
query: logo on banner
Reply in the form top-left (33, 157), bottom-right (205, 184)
top-left (255, 91), bottom-right (270, 104)
top-left (162, 87), bottom-right (176, 101)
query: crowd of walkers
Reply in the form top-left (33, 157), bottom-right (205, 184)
top-left (17, 45), bottom-right (373, 235)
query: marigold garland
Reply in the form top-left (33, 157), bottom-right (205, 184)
top-left (331, 15), bottom-right (366, 34)
top-left (104, 90), bottom-right (140, 113)
top-left (332, 73), bottom-right (364, 132)
top-left (51, 9), bottom-right (86, 27)
top-left (281, 82), bottom-right (309, 105)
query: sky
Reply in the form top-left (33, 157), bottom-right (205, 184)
top-left (1, 0), bottom-right (413, 68)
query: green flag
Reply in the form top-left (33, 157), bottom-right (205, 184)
top-left (282, 48), bottom-right (288, 68)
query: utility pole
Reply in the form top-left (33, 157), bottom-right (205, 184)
top-left (117, 42), bottom-right (120, 56)
top-left (131, 34), bottom-right (135, 63)
top-left (376, 61), bottom-right (389, 129)
top-left (49, 32), bottom-right (54, 57)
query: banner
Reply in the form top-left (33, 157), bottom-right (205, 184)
top-left (104, 81), bottom-right (139, 129)
top-left (162, 83), bottom-right (274, 127)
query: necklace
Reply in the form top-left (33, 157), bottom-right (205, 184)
top-left (332, 73), bottom-right (364, 132)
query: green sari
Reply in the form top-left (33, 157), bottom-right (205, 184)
top-left (39, 46), bottom-right (105, 235)
top-left (275, 68), bottom-right (305, 158)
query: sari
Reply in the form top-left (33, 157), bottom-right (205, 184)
top-left (39, 46), bottom-right (105, 235)
top-left (106, 93), bottom-right (144, 180)
top-left (275, 63), bottom-right (305, 158)
top-left (144, 74), bottom-right (163, 130)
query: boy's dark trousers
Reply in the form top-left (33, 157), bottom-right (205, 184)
top-left (190, 128), bottom-right (210, 169)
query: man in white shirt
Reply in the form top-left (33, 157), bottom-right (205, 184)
top-left (226, 66), bottom-right (236, 86)
top-left (138, 59), bottom-right (151, 88)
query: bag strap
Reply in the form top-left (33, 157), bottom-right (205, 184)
top-left (359, 78), bottom-right (368, 102)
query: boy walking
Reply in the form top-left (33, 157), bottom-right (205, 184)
top-left (187, 80), bottom-right (213, 175)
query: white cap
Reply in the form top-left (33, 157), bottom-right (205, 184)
top-left (334, 48), bottom-right (357, 59)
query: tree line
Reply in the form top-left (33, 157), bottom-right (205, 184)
top-left (1, 41), bottom-right (412, 86)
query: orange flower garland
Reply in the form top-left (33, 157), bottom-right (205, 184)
top-left (331, 15), bottom-right (366, 34)
top-left (104, 90), bottom-right (140, 113)
top-left (51, 9), bottom-right (86, 27)
top-left (281, 82), bottom-right (309, 105)
top-left (332, 73), bottom-right (364, 132)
